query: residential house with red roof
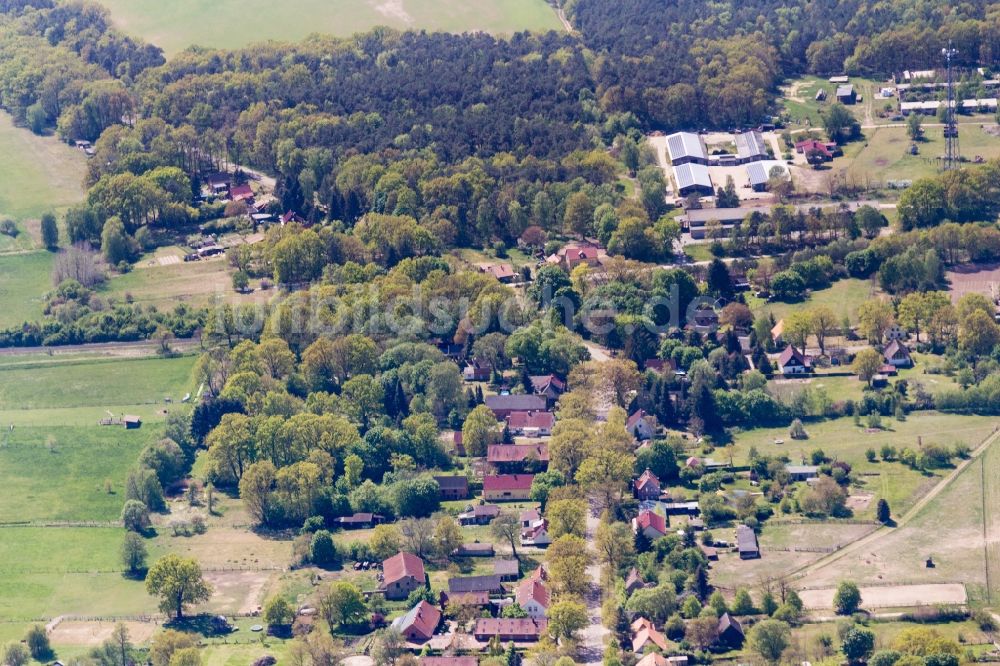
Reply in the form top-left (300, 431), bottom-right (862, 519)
top-left (634, 469), bottom-right (661, 501)
top-left (391, 600), bottom-right (440, 642)
top-left (504, 411), bottom-right (555, 438)
top-left (515, 578), bottom-right (551, 619)
top-left (520, 518), bottom-right (551, 547)
top-left (485, 395), bottom-right (547, 419)
top-left (631, 618), bottom-right (670, 654)
top-left (433, 475), bottom-right (469, 501)
top-left (632, 510), bottom-right (668, 540)
top-left (473, 618), bottom-right (548, 642)
top-left (382, 552), bottom-right (426, 600)
top-left (482, 474), bottom-right (534, 501)
top-left (483, 264), bottom-right (516, 283)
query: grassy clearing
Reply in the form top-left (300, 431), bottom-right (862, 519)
top-left (0, 112), bottom-right (86, 225)
top-left (95, 0), bottom-right (563, 55)
top-left (845, 124), bottom-right (1000, 184)
top-left (752, 278), bottom-right (875, 325)
top-left (0, 355), bottom-right (196, 410)
top-left (780, 75), bottom-right (874, 128)
top-left (0, 251), bottom-right (54, 328)
top-left (726, 412), bottom-right (998, 517)
top-left (0, 425), bottom-right (158, 522)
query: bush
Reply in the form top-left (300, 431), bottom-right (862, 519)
top-left (310, 530), bottom-right (340, 569)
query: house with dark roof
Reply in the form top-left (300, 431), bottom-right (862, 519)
top-left (884, 340), bottom-right (913, 367)
top-left (515, 578), bottom-right (551, 619)
top-left (785, 464), bottom-right (819, 482)
top-left (483, 474), bottom-right (534, 501)
top-left (634, 469), bottom-right (661, 500)
top-left (336, 512), bottom-right (385, 529)
top-left (777, 346), bottom-right (811, 375)
top-left (504, 411), bottom-right (555, 438)
top-left (624, 567), bottom-right (648, 595)
top-left (458, 504), bottom-right (500, 526)
top-left (473, 618), bottom-right (547, 642)
top-left (836, 83), bottom-right (856, 104)
top-left (717, 613), bottom-right (745, 648)
top-left (485, 394), bottom-right (547, 419)
top-left (632, 510), bottom-right (668, 540)
top-left (627, 409), bottom-right (655, 441)
top-left (488, 443), bottom-right (549, 472)
top-left (463, 359), bottom-right (492, 382)
top-left (433, 475), bottom-right (469, 501)
top-left (454, 542), bottom-right (495, 557)
top-left (391, 600), bottom-right (440, 642)
top-left (382, 552), bottom-right (426, 600)
top-left (736, 525), bottom-right (760, 559)
top-left (448, 575), bottom-right (505, 595)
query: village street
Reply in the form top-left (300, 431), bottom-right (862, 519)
top-left (577, 509), bottom-right (610, 665)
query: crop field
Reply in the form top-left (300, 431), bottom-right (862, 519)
top-left (0, 355), bottom-right (196, 410)
top-left (94, 0), bottom-right (563, 55)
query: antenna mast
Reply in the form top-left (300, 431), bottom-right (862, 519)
top-left (942, 43), bottom-right (960, 170)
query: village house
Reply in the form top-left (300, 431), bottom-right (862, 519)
top-left (794, 138), bottom-right (840, 162)
top-left (643, 358), bottom-right (674, 375)
top-left (483, 474), bottom-right (534, 501)
top-left (515, 578), bottom-right (551, 619)
top-left (485, 394), bottom-right (547, 419)
top-left (529, 374), bottom-right (566, 404)
top-left (443, 590), bottom-right (490, 608)
top-left (631, 618), bottom-right (670, 654)
top-left (336, 512), bottom-right (385, 529)
top-left (520, 507), bottom-right (541, 528)
top-left (884, 340), bottom-right (913, 368)
top-left (433, 475), bottom-right (469, 501)
top-left (494, 558), bottom-right (520, 581)
top-left (488, 443), bottom-right (549, 473)
top-left (422, 658), bottom-right (478, 666)
top-left (624, 567), bottom-right (648, 595)
top-left (529, 564), bottom-right (547, 581)
top-left (627, 409), bottom-right (656, 441)
top-left (448, 574), bottom-right (505, 595)
top-left (473, 618), bottom-right (547, 642)
top-left (546, 243), bottom-right (602, 271)
top-left (463, 359), bottom-right (492, 382)
top-left (229, 183), bottom-right (254, 203)
top-left (632, 510), bottom-right (669, 540)
top-left (382, 552), bottom-right (426, 600)
top-left (634, 468), bottom-right (661, 501)
top-left (777, 346), bottom-right (811, 375)
top-left (391, 600), bottom-right (441, 642)
top-left (736, 525), bottom-right (760, 560)
top-left (504, 411), bottom-right (555, 438)
top-left (458, 504), bottom-right (500, 526)
top-left (520, 518), bottom-right (551, 547)
top-left (636, 654), bottom-right (689, 666)
top-left (483, 264), bottom-right (517, 283)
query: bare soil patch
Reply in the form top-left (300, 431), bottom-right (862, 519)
top-left (201, 570), bottom-right (272, 614)
top-left (798, 582), bottom-right (967, 610)
top-left (946, 263), bottom-right (1000, 303)
top-left (846, 493), bottom-right (873, 512)
top-left (50, 620), bottom-right (158, 646)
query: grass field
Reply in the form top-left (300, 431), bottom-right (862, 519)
top-left (0, 251), bottom-right (54, 328)
top-left (95, 0), bottom-right (563, 55)
top-left (0, 355), bottom-right (196, 410)
top-left (0, 112), bottom-right (86, 226)
top-left (751, 278), bottom-right (875, 325)
top-left (780, 76), bottom-right (875, 128)
top-left (845, 124), bottom-right (1000, 185)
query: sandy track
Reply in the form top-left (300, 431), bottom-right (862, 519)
top-left (799, 583), bottom-right (966, 610)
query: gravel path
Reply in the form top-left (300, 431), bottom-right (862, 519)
top-left (577, 510), bottom-right (610, 664)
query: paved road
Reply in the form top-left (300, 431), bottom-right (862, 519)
top-left (787, 424), bottom-right (1000, 582)
top-left (578, 510), bottom-right (610, 664)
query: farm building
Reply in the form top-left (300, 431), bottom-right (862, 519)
top-left (736, 525), bottom-right (760, 559)
top-left (454, 543), bottom-right (495, 557)
top-left (673, 162), bottom-right (713, 196)
top-left (488, 442), bottom-right (550, 471)
top-left (734, 130), bottom-right (768, 163)
top-left (123, 415), bottom-right (141, 429)
top-left (836, 84), bottom-right (856, 103)
top-left (829, 75), bottom-right (850, 83)
top-left (785, 464), bottom-right (819, 482)
top-left (718, 613), bottom-right (745, 648)
top-left (433, 475), bottom-right (469, 500)
top-left (336, 512), bottom-right (384, 529)
top-left (482, 474), bottom-right (534, 501)
top-left (746, 161), bottom-right (787, 192)
top-left (448, 574), bottom-right (504, 595)
top-left (666, 131), bottom-right (709, 166)
top-left (391, 600), bottom-right (440, 642)
top-left (473, 618), bottom-right (547, 642)
top-left (494, 558), bottom-right (520, 581)
top-left (382, 552), bottom-right (426, 600)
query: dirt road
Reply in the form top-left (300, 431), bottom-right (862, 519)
top-left (578, 510), bottom-right (610, 664)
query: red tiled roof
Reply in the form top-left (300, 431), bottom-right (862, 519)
top-left (521, 507), bottom-right (541, 523)
top-left (505, 411), bottom-right (555, 431)
top-left (627, 409), bottom-right (649, 429)
top-left (515, 578), bottom-right (551, 609)
top-left (529, 564), bottom-right (548, 581)
top-left (635, 510), bottom-right (667, 535)
top-left (393, 600), bottom-right (440, 641)
top-left (488, 443), bottom-right (549, 463)
top-left (635, 469), bottom-right (660, 492)
top-left (474, 618), bottom-right (547, 638)
top-left (383, 552), bottom-right (425, 586)
top-left (230, 184), bottom-right (254, 200)
top-left (483, 474), bottom-right (534, 492)
top-left (485, 264), bottom-right (516, 279)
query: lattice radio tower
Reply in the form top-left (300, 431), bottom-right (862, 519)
top-left (942, 43), bottom-right (960, 170)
